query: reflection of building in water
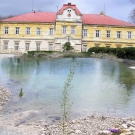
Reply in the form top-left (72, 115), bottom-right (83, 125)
top-left (0, 3), bottom-right (135, 53)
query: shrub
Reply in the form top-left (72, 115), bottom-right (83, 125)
top-left (62, 42), bottom-right (74, 52)
top-left (88, 47), bottom-right (135, 60)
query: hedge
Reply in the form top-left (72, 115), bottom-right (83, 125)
top-left (88, 47), bottom-right (135, 60)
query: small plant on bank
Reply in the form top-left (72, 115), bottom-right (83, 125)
top-left (61, 64), bottom-right (78, 135)
top-left (62, 42), bottom-right (74, 52)
top-left (19, 88), bottom-right (23, 98)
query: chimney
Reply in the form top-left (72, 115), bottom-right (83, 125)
top-left (100, 11), bottom-right (105, 15)
top-left (68, 3), bottom-right (71, 5)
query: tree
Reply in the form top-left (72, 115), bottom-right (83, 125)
top-left (62, 42), bottom-right (74, 52)
top-left (129, 0), bottom-right (135, 24)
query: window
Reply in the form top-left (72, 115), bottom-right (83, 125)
top-left (83, 29), bottom-right (87, 37)
top-left (95, 30), bottom-right (100, 37)
top-left (128, 31), bottom-right (132, 39)
top-left (3, 42), bottom-right (8, 50)
top-left (5, 27), bottom-right (9, 34)
top-left (15, 27), bottom-right (20, 34)
top-left (37, 28), bottom-right (41, 35)
top-left (26, 27), bottom-right (31, 35)
top-left (117, 31), bottom-right (121, 38)
top-left (36, 43), bottom-right (40, 51)
top-left (49, 28), bottom-right (54, 35)
top-left (25, 43), bottom-right (30, 51)
top-left (71, 26), bottom-right (75, 34)
top-left (126, 45), bottom-right (133, 47)
top-left (14, 43), bottom-right (19, 50)
top-left (95, 44), bottom-right (100, 47)
top-left (106, 30), bottom-right (110, 38)
top-left (62, 26), bottom-right (67, 34)
top-left (116, 44), bottom-right (122, 48)
top-left (106, 45), bottom-right (111, 48)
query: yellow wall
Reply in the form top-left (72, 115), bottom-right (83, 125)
top-left (82, 25), bottom-right (135, 49)
top-left (1, 21), bottom-right (135, 53)
top-left (1, 22), bottom-right (55, 38)
top-left (55, 21), bottom-right (82, 39)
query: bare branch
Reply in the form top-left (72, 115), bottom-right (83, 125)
top-left (130, 0), bottom-right (135, 4)
top-left (129, 8), bottom-right (135, 24)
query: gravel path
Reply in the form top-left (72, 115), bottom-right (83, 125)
top-left (0, 84), bottom-right (11, 111)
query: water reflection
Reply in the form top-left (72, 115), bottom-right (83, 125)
top-left (0, 57), bottom-right (135, 122)
top-left (118, 65), bottom-right (135, 90)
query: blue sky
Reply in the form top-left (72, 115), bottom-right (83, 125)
top-left (0, 0), bottom-right (134, 23)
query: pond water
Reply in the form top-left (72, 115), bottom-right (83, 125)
top-left (0, 56), bottom-right (135, 123)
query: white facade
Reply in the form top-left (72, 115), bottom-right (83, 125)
top-left (57, 8), bottom-right (82, 22)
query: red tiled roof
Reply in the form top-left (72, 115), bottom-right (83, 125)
top-left (82, 14), bottom-right (134, 26)
top-left (2, 5), bottom-right (134, 27)
top-left (57, 3), bottom-right (82, 16)
top-left (2, 12), bottom-right (56, 23)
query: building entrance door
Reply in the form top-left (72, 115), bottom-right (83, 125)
top-left (49, 44), bottom-right (53, 51)
top-left (82, 45), bottom-right (87, 52)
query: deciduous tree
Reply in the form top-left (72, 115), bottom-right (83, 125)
top-left (129, 0), bottom-right (135, 24)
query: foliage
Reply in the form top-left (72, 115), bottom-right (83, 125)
top-left (61, 64), bottom-right (78, 135)
top-left (28, 51), bottom-right (55, 55)
top-left (19, 88), bottom-right (23, 98)
top-left (88, 47), bottom-right (135, 60)
top-left (129, 0), bottom-right (135, 24)
top-left (62, 42), bottom-right (74, 52)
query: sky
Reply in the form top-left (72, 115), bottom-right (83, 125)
top-left (0, 0), bottom-right (134, 23)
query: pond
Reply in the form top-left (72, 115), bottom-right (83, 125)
top-left (0, 56), bottom-right (135, 123)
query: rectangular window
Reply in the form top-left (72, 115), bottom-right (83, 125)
top-left (126, 45), bottom-right (133, 47)
top-left (3, 42), bottom-right (8, 50)
top-left (117, 31), bottom-right (121, 38)
top-left (25, 43), bottom-right (30, 51)
top-left (128, 31), bottom-right (132, 39)
top-left (116, 44), bottom-right (122, 48)
top-left (37, 28), bottom-right (41, 35)
top-left (71, 26), bottom-right (75, 34)
top-left (62, 26), bottom-right (67, 34)
top-left (106, 45), bottom-right (111, 48)
top-left (95, 30), bottom-right (100, 37)
top-left (15, 27), bottom-right (20, 34)
top-left (95, 44), bottom-right (100, 47)
top-left (49, 28), bottom-right (54, 35)
top-left (26, 27), bottom-right (31, 35)
top-left (5, 27), bottom-right (9, 34)
top-left (36, 43), bottom-right (40, 51)
top-left (83, 29), bottom-right (87, 37)
top-left (14, 43), bottom-right (19, 50)
top-left (106, 30), bottom-right (110, 38)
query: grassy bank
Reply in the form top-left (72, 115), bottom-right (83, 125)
top-left (22, 51), bottom-right (91, 59)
